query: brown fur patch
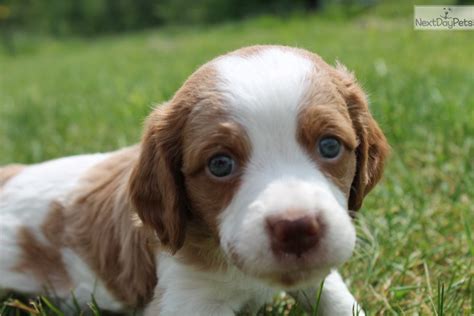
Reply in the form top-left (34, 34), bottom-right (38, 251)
top-left (14, 227), bottom-right (73, 293)
top-left (297, 101), bottom-right (357, 198)
top-left (128, 66), bottom-right (224, 254)
top-left (42, 201), bottom-right (66, 247)
top-left (179, 111), bottom-right (253, 272)
top-left (0, 164), bottom-right (24, 188)
top-left (330, 63), bottom-right (390, 210)
top-left (174, 224), bottom-right (228, 272)
top-left (182, 116), bottom-right (251, 236)
top-left (61, 147), bottom-right (158, 307)
top-left (129, 65), bottom-right (223, 251)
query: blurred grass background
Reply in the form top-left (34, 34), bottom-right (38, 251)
top-left (0, 0), bottom-right (473, 314)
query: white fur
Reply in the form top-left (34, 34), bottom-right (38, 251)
top-left (0, 153), bottom-right (122, 311)
top-left (319, 271), bottom-right (365, 315)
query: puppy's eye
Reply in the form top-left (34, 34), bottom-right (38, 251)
top-left (318, 137), bottom-right (341, 159)
top-left (207, 154), bottom-right (236, 178)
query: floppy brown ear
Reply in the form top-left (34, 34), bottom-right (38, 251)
top-left (334, 64), bottom-right (390, 211)
top-left (128, 102), bottom-right (191, 253)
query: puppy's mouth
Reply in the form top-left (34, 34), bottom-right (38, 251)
top-left (226, 243), bottom-right (331, 289)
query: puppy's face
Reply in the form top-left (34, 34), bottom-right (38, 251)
top-left (129, 46), bottom-right (389, 289)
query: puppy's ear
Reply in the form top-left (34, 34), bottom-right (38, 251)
top-left (335, 63), bottom-right (390, 211)
top-left (129, 102), bottom-right (191, 253)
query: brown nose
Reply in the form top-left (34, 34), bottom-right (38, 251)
top-left (266, 214), bottom-right (322, 257)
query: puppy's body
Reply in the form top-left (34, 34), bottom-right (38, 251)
top-left (0, 149), bottom-right (359, 315)
top-left (0, 46), bottom-right (388, 315)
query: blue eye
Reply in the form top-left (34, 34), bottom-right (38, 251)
top-left (318, 137), bottom-right (341, 159)
top-left (207, 154), bottom-right (235, 178)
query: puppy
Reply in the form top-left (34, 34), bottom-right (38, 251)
top-left (0, 45), bottom-right (389, 315)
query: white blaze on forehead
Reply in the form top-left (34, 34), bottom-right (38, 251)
top-left (214, 47), bottom-right (312, 127)
top-left (214, 48), bottom-right (315, 166)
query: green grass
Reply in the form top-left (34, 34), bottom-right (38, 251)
top-left (1, 3), bottom-right (473, 315)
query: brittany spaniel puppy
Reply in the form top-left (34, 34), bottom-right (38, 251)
top-left (0, 45), bottom-right (388, 315)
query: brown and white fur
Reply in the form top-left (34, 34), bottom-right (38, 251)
top-left (0, 46), bottom-right (389, 315)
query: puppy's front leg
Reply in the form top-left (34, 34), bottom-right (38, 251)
top-left (292, 270), bottom-right (364, 316)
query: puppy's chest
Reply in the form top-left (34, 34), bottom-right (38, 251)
top-left (156, 254), bottom-right (275, 313)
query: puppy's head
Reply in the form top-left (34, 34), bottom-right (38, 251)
top-left (129, 46), bottom-right (389, 288)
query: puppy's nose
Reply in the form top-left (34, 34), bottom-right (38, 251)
top-left (266, 214), bottom-right (322, 257)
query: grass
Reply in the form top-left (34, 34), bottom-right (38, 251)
top-left (1, 1), bottom-right (473, 315)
